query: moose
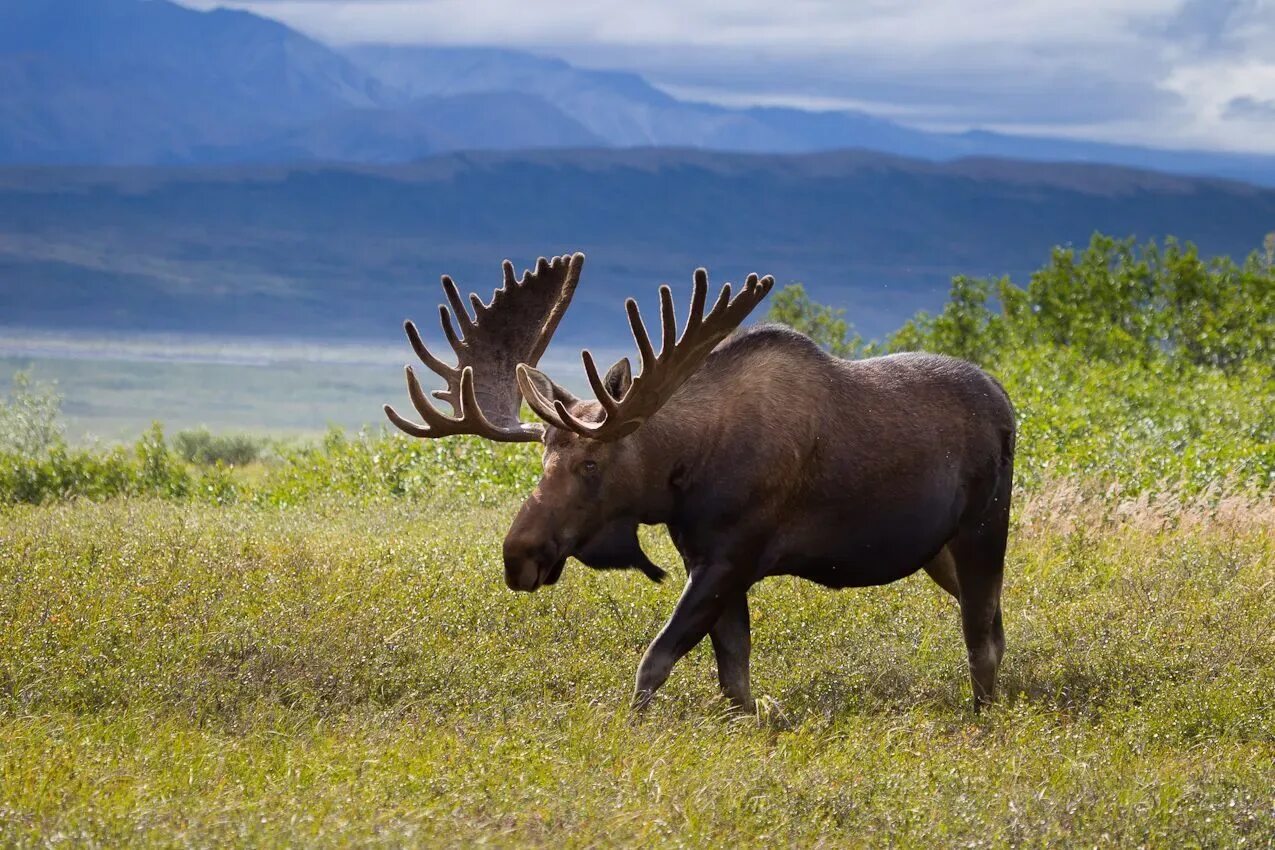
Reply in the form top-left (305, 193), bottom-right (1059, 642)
top-left (385, 253), bottom-right (1016, 711)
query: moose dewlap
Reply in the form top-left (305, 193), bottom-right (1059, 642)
top-left (386, 252), bottom-right (1016, 712)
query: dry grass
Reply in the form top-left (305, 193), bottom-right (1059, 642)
top-left (0, 481), bottom-right (1271, 847)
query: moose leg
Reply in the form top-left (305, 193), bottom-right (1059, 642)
top-left (633, 565), bottom-right (738, 710)
top-left (922, 545), bottom-right (960, 600)
top-left (709, 593), bottom-right (753, 709)
top-left (951, 510), bottom-right (1009, 710)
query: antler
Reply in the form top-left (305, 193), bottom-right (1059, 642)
top-left (517, 268), bottom-right (774, 442)
top-left (384, 252), bottom-right (584, 442)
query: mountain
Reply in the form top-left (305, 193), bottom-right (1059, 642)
top-left (935, 131), bottom-right (1275, 189)
top-left (343, 45), bottom-right (939, 156)
top-left (0, 0), bottom-right (387, 163)
top-left (2, 0), bottom-right (1275, 185)
top-left (344, 44), bottom-right (1275, 185)
top-left (235, 93), bottom-right (603, 164)
top-left (4, 149), bottom-right (1273, 344)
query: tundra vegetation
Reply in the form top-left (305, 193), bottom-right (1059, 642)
top-left (1, 234), bottom-right (1272, 848)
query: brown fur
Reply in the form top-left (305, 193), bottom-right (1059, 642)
top-left (503, 323), bottom-right (1016, 711)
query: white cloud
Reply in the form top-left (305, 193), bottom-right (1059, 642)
top-left (1161, 57), bottom-right (1275, 148)
top-left (177, 0), bottom-right (1275, 153)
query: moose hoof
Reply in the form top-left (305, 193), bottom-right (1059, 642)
top-left (721, 695), bottom-right (755, 716)
top-left (630, 689), bottom-right (656, 712)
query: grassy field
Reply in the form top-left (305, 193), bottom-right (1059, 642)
top-left (1, 486), bottom-right (1271, 847)
top-left (3, 237), bottom-right (1273, 846)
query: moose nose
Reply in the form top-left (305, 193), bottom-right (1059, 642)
top-left (503, 536), bottom-right (552, 592)
top-left (504, 555), bottom-right (541, 592)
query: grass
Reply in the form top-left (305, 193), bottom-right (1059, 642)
top-left (2, 486), bottom-right (1271, 847)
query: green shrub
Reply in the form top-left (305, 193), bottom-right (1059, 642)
top-left (886, 234), bottom-right (1275, 370)
top-left (0, 422), bottom-right (240, 506)
top-left (765, 283), bottom-right (864, 357)
top-left (174, 428), bottom-right (267, 467)
top-left (0, 370), bottom-right (65, 456)
top-left (999, 345), bottom-right (1273, 493)
top-left (255, 427), bottom-right (539, 507)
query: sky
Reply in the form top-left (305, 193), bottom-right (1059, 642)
top-left (177, 0), bottom-right (1275, 154)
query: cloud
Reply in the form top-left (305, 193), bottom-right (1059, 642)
top-left (177, 0), bottom-right (1275, 153)
top-left (1224, 95), bottom-right (1275, 119)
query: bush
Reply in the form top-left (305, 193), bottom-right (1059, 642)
top-left (0, 370), bottom-right (65, 456)
top-left (0, 422), bottom-right (239, 506)
top-left (255, 427), bottom-right (538, 507)
top-left (0, 414), bottom-right (536, 508)
top-left (887, 234), bottom-right (1275, 370)
top-left (1000, 345), bottom-right (1273, 493)
top-left (764, 283), bottom-right (864, 357)
top-left (174, 428), bottom-right (267, 467)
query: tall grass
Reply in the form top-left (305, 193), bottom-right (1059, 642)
top-left (0, 488), bottom-right (1270, 847)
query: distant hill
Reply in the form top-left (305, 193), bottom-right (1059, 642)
top-left (3, 0), bottom-right (1275, 186)
top-left (3, 149), bottom-right (1273, 344)
top-left (0, 0), bottom-right (387, 164)
top-left (342, 45), bottom-right (940, 157)
top-left (236, 92), bottom-right (604, 164)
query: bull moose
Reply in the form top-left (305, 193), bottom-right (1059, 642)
top-left (385, 253), bottom-right (1016, 711)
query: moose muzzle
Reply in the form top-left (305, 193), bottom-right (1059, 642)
top-left (502, 535), bottom-right (567, 592)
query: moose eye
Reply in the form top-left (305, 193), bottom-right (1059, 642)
top-left (581, 460), bottom-right (599, 475)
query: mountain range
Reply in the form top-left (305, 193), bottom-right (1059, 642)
top-left (3, 0), bottom-right (1275, 186)
top-left (4, 149), bottom-right (1273, 343)
top-left (4, 0), bottom-right (1275, 347)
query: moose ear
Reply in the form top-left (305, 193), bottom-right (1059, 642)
top-left (519, 365), bottom-right (579, 406)
top-left (603, 357), bottom-right (633, 401)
